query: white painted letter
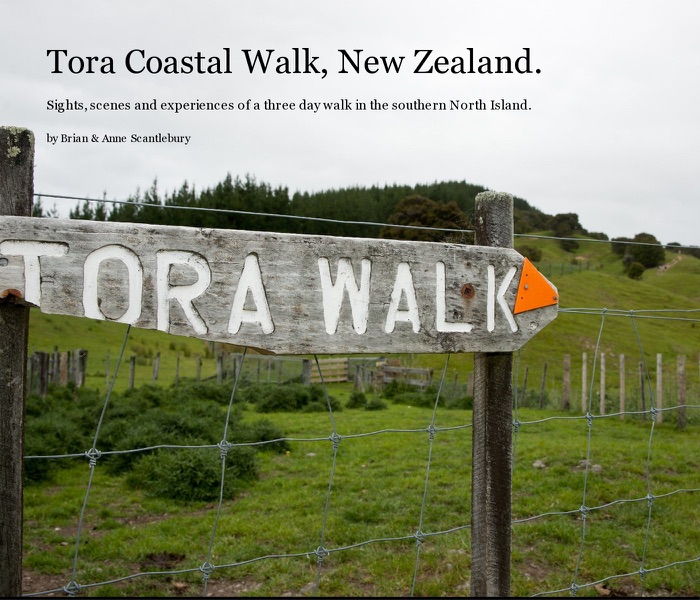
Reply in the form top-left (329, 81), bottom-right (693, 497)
top-left (83, 245), bottom-right (142, 323)
top-left (0, 240), bottom-right (68, 306)
top-left (385, 262), bottom-right (420, 333)
top-left (318, 257), bottom-right (371, 335)
top-left (487, 264), bottom-right (518, 333)
top-left (436, 261), bottom-right (473, 333)
top-left (156, 250), bottom-right (211, 335)
top-left (229, 253), bottom-right (274, 335)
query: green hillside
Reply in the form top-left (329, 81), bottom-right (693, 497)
top-left (25, 235), bottom-right (699, 403)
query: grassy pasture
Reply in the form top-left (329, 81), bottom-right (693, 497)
top-left (22, 384), bottom-right (700, 597)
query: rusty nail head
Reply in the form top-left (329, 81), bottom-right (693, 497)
top-left (461, 283), bottom-right (476, 299)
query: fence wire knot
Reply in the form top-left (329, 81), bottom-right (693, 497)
top-left (650, 406), bottom-right (658, 420)
top-left (646, 493), bottom-right (655, 508)
top-left (414, 529), bottom-right (427, 547)
top-left (217, 440), bottom-right (233, 459)
top-left (585, 413), bottom-right (594, 429)
top-left (426, 424), bottom-right (438, 441)
top-left (638, 567), bottom-right (647, 581)
top-left (63, 580), bottom-right (82, 596)
top-left (569, 582), bottom-right (580, 597)
top-left (329, 432), bottom-right (342, 450)
top-left (314, 545), bottom-right (330, 564)
top-left (84, 447), bottom-right (101, 468)
top-left (512, 419), bottom-right (522, 434)
top-left (200, 561), bottom-right (215, 579)
top-left (579, 505), bottom-right (590, 520)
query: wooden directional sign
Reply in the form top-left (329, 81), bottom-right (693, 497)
top-left (0, 217), bottom-right (558, 354)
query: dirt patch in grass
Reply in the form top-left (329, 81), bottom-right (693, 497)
top-left (22, 569), bottom-right (72, 596)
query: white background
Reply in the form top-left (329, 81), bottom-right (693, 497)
top-left (2, 0), bottom-right (699, 245)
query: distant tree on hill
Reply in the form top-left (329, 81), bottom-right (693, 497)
top-left (611, 237), bottom-right (634, 256)
top-left (613, 232), bottom-right (666, 277)
top-left (380, 195), bottom-right (469, 242)
top-left (549, 212), bottom-right (583, 252)
top-left (516, 245), bottom-right (543, 262)
top-left (626, 261), bottom-right (645, 280)
top-left (628, 232), bottom-right (666, 268)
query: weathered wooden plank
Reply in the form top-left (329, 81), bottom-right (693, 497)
top-left (0, 216), bottom-right (558, 354)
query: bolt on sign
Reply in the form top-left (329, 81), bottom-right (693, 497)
top-left (0, 217), bottom-right (558, 354)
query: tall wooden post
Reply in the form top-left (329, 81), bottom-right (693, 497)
top-left (639, 362), bottom-right (646, 421)
top-left (677, 355), bottom-right (687, 430)
top-left (0, 126), bottom-right (34, 598)
top-left (581, 352), bottom-right (588, 414)
top-left (129, 355), bottom-right (136, 389)
top-left (656, 353), bottom-right (663, 424)
top-left (471, 191), bottom-right (513, 597)
top-left (619, 354), bottom-right (626, 419)
top-left (599, 352), bottom-right (606, 415)
top-left (562, 354), bottom-right (571, 410)
top-left (539, 362), bottom-right (547, 409)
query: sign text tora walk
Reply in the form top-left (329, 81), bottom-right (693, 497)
top-left (0, 217), bottom-right (558, 354)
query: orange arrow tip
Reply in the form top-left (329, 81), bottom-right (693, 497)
top-left (514, 258), bottom-right (559, 315)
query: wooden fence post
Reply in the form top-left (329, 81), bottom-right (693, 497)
top-left (639, 362), bottom-right (646, 421)
top-left (619, 354), bottom-right (626, 419)
top-left (677, 355), bottom-right (687, 430)
top-left (38, 352), bottom-right (49, 397)
top-left (52, 346), bottom-right (60, 383)
top-left (599, 352), bottom-right (606, 415)
top-left (60, 351), bottom-right (69, 386)
top-left (581, 352), bottom-right (588, 413)
top-left (539, 362), bottom-right (547, 409)
top-left (216, 354), bottom-right (223, 384)
top-left (129, 355), bottom-right (136, 390)
top-left (76, 349), bottom-right (87, 388)
top-left (656, 353), bottom-right (663, 424)
top-left (302, 359), bottom-right (312, 386)
top-left (471, 191), bottom-right (513, 598)
top-left (152, 351), bottom-right (160, 382)
top-left (562, 354), bottom-right (571, 410)
top-left (0, 125), bottom-right (34, 598)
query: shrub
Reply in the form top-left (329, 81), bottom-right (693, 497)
top-left (24, 411), bottom-right (90, 483)
top-left (517, 245), bottom-right (543, 263)
top-left (243, 382), bottom-right (341, 413)
top-left (365, 397), bottom-right (388, 411)
top-left (232, 418), bottom-right (290, 453)
top-left (445, 395), bottom-right (473, 410)
top-left (126, 446), bottom-right (257, 501)
top-left (626, 261), bottom-right (645, 280)
top-left (346, 392), bottom-right (368, 409)
top-left (381, 379), bottom-right (414, 399)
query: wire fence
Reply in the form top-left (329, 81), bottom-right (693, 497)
top-left (21, 307), bottom-right (700, 597)
top-left (13, 191), bottom-right (700, 596)
top-left (32, 191), bottom-right (700, 253)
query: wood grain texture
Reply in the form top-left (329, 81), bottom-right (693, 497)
top-left (0, 126), bottom-right (33, 598)
top-left (0, 216), bottom-right (558, 354)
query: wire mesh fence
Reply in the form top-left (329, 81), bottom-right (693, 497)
top-left (20, 307), bottom-right (700, 597)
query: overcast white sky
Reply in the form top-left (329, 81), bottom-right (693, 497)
top-left (2, 0), bottom-right (699, 246)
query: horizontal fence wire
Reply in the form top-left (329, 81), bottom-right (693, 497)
top-left (32, 191), bottom-right (700, 252)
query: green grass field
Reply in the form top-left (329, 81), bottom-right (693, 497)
top-left (22, 395), bottom-right (700, 597)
